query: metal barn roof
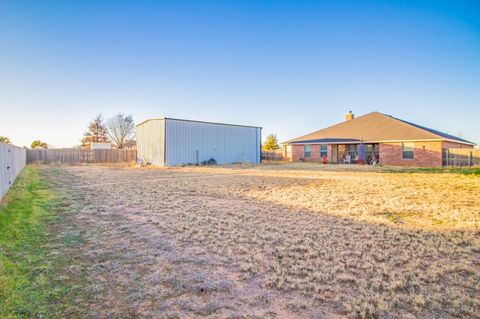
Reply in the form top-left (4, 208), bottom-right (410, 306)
top-left (137, 117), bottom-right (262, 129)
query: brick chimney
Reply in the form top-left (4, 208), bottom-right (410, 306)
top-left (345, 111), bottom-right (354, 121)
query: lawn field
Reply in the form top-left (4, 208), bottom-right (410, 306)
top-left (1, 163), bottom-right (479, 318)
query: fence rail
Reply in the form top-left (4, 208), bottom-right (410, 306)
top-left (442, 148), bottom-right (480, 167)
top-left (27, 149), bottom-right (137, 164)
top-left (1, 144), bottom-right (27, 200)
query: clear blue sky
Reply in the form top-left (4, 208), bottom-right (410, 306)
top-left (1, 0), bottom-right (479, 147)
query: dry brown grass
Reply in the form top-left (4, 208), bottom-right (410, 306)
top-left (42, 163), bottom-right (479, 318)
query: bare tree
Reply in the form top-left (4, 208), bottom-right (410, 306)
top-left (107, 113), bottom-right (135, 149)
top-left (82, 114), bottom-right (110, 147)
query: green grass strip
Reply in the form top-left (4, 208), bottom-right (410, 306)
top-left (0, 166), bottom-right (67, 318)
top-left (384, 166), bottom-right (480, 175)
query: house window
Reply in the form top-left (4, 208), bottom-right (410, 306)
top-left (402, 142), bottom-right (414, 159)
top-left (320, 145), bottom-right (328, 157)
top-left (304, 145), bottom-right (311, 158)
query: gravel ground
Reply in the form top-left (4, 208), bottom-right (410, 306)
top-left (41, 164), bottom-right (479, 318)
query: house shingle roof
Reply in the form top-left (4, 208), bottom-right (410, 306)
top-left (285, 112), bottom-right (475, 145)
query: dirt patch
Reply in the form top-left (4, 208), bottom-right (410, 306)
top-left (42, 164), bottom-right (479, 318)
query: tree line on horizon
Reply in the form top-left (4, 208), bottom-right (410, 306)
top-left (0, 112), bottom-right (135, 149)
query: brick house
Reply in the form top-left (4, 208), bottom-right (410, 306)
top-left (282, 112), bottom-right (475, 167)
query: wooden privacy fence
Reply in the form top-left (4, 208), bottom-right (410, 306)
top-left (442, 148), bottom-right (480, 167)
top-left (261, 151), bottom-right (284, 161)
top-left (27, 149), bottom-right (137, 164)
top-left (1, 144), bottom-right (27, 200)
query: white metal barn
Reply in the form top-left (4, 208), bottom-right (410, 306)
top-left (136, 118), bottom-right (262, 166)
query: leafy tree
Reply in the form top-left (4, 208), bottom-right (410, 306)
top-left (0, 136), bottom-right (12, 144)
top-left (31, 140), bottom-right (48, 149)
top-left (107, 113), bottom-right (135, 149)
top-left (81, 114), bottom-right (110, 146)
top-left (262, 134), bottom-right (280, 151)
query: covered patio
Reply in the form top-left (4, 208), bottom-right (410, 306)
top-left (331, 143), bottom-right (379, 164)
top-left (287, 138), bottom-right (380, 164)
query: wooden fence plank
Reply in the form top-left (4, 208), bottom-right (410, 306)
top-left (26, 149), bottom-right (137, 164)
top-left (443, 148), bottom-right (480, 167)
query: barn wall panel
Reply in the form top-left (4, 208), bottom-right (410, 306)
top-left (136, 119), bottom-right (165, 166)
top-left (165, 119), bottom-right (261, 166)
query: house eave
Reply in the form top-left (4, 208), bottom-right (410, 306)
top-left (284, 138), bottom-right (476, 146)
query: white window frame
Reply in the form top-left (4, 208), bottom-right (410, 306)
top-left (402, 142), bottom-right (414, 159)
top-left (304, 145), bottom-right (311, 158)
top-left (320, 145), bottom-right (328, 157)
